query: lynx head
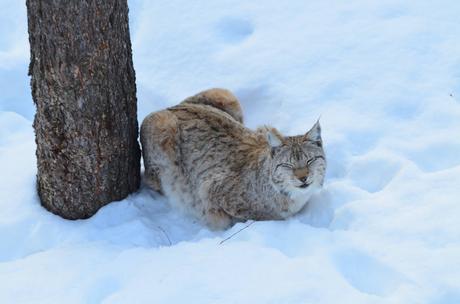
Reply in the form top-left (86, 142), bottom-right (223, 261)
top-left (264, 121), bottom-right (326, 197)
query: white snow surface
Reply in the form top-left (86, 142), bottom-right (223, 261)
top-left (1, 0), bottom-right (460, 303)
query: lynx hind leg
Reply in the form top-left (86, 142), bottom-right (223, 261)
top-left (182, 88), bottom-right (244, 123)
top-left (143, 165), bottom-right (162, 194)
top-left (140, 110), bottom-right (179, 193)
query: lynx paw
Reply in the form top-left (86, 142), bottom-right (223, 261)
top-left (206, 209), bottom-right (233, 230)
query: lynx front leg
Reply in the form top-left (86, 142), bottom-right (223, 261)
top-left (205, 208), bottom-right (233, 230)
top-left (197, 179), bottom-right (233, 230)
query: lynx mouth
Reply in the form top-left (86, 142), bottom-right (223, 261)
top-left (298, 182), bottom-right (311, 189)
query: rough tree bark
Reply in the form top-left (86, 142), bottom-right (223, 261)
top-left (27, 0), bottom-right (141, 219)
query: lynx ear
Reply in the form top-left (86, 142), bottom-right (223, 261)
top-left (266, 128), bottom-right (284, 148)
top-left (305, 120), bottom-right (321, 141)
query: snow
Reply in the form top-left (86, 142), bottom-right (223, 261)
top-left (1, 0), bottom-right (460, 303)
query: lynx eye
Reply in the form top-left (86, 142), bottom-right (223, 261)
top-left (307, 155), bottom-right (325, 166)
top-left (275, 163), bottom-right (294, 170)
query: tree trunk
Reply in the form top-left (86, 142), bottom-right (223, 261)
top-left (26, 0), bottom-right (141, 219)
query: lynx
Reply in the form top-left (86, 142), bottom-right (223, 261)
top-left (140, 88), bottom-right (326, 229)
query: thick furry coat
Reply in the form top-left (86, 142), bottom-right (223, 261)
top-left (141, 89), bottom-right (326, 229)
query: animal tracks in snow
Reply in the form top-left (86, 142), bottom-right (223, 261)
top-left (332, 249), bottom-right (408, 296)
top-left (347, 153), bottom-right (403, 193)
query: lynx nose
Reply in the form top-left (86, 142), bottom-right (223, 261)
top-left (294, 167), bottom-right (308, 182)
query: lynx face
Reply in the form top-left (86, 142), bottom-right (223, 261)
top-left (268, 122), bottom-right (326, 197)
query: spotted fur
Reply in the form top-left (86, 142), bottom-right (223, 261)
top-left (140, 88), bottom-right (326, 229)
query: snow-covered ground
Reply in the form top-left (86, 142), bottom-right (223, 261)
top-left (1, 0), bottom-right (460, 303)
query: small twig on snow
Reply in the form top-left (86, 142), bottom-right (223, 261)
top-left (219, 221), bottom-right (255, 245)
top-left (158, 226), bottom-right (172, 246)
